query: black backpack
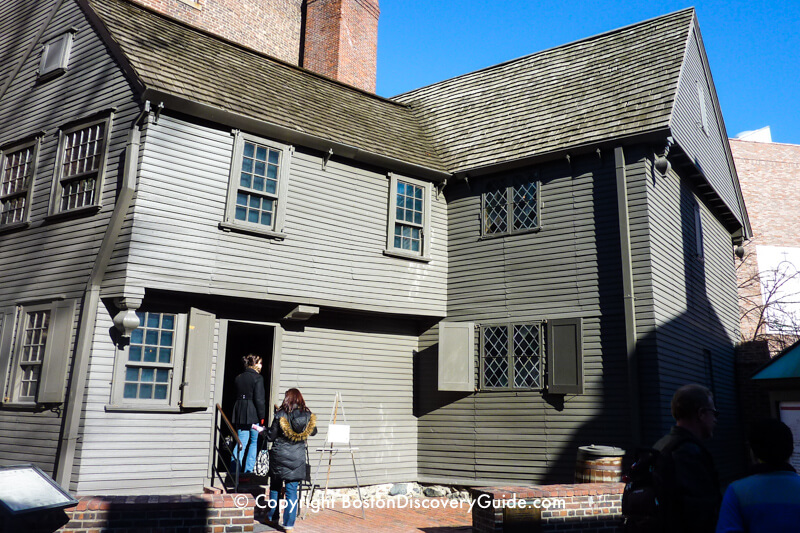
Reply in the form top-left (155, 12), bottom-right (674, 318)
top-left (621, 436), bottom-right (687, 533)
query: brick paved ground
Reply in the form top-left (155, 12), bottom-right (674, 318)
top-left (253, 498), bottom-right (473, 533)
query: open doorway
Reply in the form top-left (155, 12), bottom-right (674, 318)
top-left (221, 321), bottom-right (275, 421)
top-left (214, 321), bottom-right (275, 486)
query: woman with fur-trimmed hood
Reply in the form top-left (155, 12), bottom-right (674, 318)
top-left (265, 388), bottom-right (317, 531)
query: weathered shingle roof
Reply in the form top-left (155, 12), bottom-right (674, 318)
top-left (85, 0), bottom-right (446, 172)
top-left (393, 9), bottom-right (695, 174)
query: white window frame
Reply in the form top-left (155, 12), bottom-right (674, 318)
top-left (38, 31), bottom-right (75, 81)
top-left (221, 131), bottom-right (292, 239)
top-left (0, 137), bottom-right (40, 230)
top-left (384, 173), bottom-right (432, 261)
top-left (49, 114), bottom-right (113, 217)
top-left (6, 303), bottom-right (52, 403)
top-left (109, 312), bottom-right (187, 409)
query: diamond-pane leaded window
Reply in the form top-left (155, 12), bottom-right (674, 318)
top-left (513, 324), bottom-right (542, 388)
top-left (483, 178), bottom-right (540, 235)
top-left (482, 326), bottom-right (509, 388)
top-left (17, 310), bottom-right (50, 401)
top-left (124, 312), bottom-right (176, 401)
top-left (1, 144), bottom-right (35, 225)
top-left (481, 322), bottom-right (543, 390)
top-left (484, 184), bottom-right (508, 234)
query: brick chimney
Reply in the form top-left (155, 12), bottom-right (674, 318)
top-left (128, 0), bottom-right (304, 64)
top-left (302, 0), bottom-right (380, 92)
top-left (127, 0), bottom-right (379, 92)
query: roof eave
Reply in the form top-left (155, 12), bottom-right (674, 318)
top-left (142, 88), bottom-right (451, 182)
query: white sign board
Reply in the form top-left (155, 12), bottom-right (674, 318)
top-left (326, 424), bottom-right (351, 445)
top-left (779, 401), bottom-right (800, 472)
top-left (0, 465), bottom-right (77, 515)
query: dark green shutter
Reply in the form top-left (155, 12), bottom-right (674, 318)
top-left (0, 307), bottom-right (18, 403)
top-left (38, 299), bottom-right (77, 403)
top-left (438, 322), bottom-right (475, 391)
top-left (181, 308), bottom-right (215, 409)
top-left (546, 318), bottom-right (583, 395)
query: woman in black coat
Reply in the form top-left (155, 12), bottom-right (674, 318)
top-left (265, 388), bottom-right (316, 532)
top-left (230, 354), bottom-right (266, 474)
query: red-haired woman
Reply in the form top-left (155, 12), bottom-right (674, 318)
top-left (265, 388), bottom-right (317, 531)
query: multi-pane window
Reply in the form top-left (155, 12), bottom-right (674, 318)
top-left (483, 178), bottom-right (540, 236)
top-left (394, 180), bottom-right (424, 252)
top-left (16, 310), bottom-right (50, 401)
top-left (386, 174), bottom-right (431, 258)
top-left (224, 133), bottom-right (290, 235)
top-left (0, 144), bottom-right (36, 226)
top-left (481, 322), bottom-right (543, 390)
top-left (58, 123), bottom-right (105, 211)
top-left (1, 300), bottom-right (75, 405)
top-left (123, 312), bottom-right (177, 401)
top-left (235, 141), bottom-right (280, 227)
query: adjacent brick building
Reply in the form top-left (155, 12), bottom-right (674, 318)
top-left (128, 0), bottom-right (379, 92)
top-left (730, 134), bottom-right (800, 345)
top-left (730, 131), bottom-right (800, 428)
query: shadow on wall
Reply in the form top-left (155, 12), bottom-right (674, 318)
top-left (544, 156), bottom-right (746, 484)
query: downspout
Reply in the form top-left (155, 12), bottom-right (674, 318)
top-left (55, 103), bottom-right (150, 487)
top-left (614, 146), bottom-right (641, 446)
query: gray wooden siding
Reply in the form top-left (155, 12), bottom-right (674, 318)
top-left (418, 153), bottom-right (631, 484)
top-left (73, 309), bottom-right (219, 494)
top-left (627, 147), bottom-right (742, 479)
top-left (110, 113), bottom-right (447, 317)
top-left (278, 317), bottom-right (418, 487)
top-left (0, 0), bottom-right (140, 478)
top-left (670, 24), bottom-right (745, 227)
top-left (0, 0), bottom-right (58, 98)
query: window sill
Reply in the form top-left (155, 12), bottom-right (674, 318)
top-left (479, 226), bottom-right (542, 240)
top-left (0, 220), bottom-right (31, 234)
top-left (105, 404), bottom-right (182, 413)
top-left (0, 401), bottom-right (42, 411)
top-left (44, 204), bottom-right (101, 222)
top-left (383, 249), bottom-right (431, 263)
top-left (219, 221), bottom-right (286, 240)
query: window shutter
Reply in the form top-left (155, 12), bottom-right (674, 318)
top-left (546, 318), bottom-right (583, 395)
top-left (438, 322), bottom-right (475, 392)
top-left (38, 299), bottom-right (77, 403)
top-left (0, 307), bottom-right (18, 402)
top-left (181, 308), bottom-right (215, 409)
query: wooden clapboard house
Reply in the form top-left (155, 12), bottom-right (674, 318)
top-left (0, 0), bottom-right (750, 494)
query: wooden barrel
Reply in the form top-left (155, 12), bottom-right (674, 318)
top-left (575, 445), bottom-right (625, 483)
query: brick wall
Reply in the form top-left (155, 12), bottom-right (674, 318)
top-left (303, 0), bottom-right (380, 92)
top-left (471, 483), bottom-right (624, 533)
top-left (0, 494), bottom-right (256, 533)
top-left (128, 0), bottom-right (303, 65)
top-left (731, 139), bottom-right (800, 346)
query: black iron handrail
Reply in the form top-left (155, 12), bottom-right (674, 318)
top-left (215, 403), bottom-right (242, 492)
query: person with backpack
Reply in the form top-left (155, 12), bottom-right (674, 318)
top-left (264, 388), bottom-right (317, 532)
top-left (623, 384), bottom-right (721, 533)
top-left (715, 418), bottom-right (800, 532)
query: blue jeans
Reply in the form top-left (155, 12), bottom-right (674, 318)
top-left (266, 479), bottom-right (299, 528)
top-left (232, 427), bottom-right (259, 473)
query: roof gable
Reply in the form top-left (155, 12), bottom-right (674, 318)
top-left (393, 9), bottom-right (695, 174)
top-left (83, 0), bottom-right (445, 173)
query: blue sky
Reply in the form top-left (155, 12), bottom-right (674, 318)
top-left (375, 0), bottom-right (799, 145)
